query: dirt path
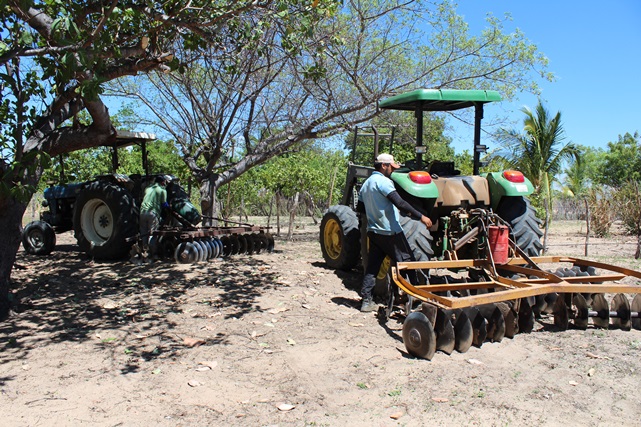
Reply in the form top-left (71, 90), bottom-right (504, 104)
top-left (1, 221), bottom-right (641, 426)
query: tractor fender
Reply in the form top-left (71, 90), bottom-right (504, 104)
top-left (484, 171), bottom-right (534, 211)
top-left (391, 171), bottom-right (439, 199)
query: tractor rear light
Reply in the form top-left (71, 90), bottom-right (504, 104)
top-left (503, 170), bottom-right (525, 183)
top-left (409, 171), bottom-right (432, 184)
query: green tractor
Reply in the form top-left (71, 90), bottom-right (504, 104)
top-left (319, 89), bottom-right (543, 294)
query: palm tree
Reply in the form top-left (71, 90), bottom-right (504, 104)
top-left (494, 100), bottom-right (578, 218)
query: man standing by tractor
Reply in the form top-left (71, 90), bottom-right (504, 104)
top-left (357, 154), bottom-right (432, 312)
top-left (140, 175), bottom-right (169, 258)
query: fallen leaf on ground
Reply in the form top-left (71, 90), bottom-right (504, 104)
top-left (586, 352), bottom-right (611, 360)
top-left (102, 300), bottom-right (119, 309)
top-left (198, 361), bottom-right (218, 369)
top-left (302, 304), bottom-right (311, 309)
top-left (287, 338), bottom-right (296, 346)
top-left (467, 359), bottom-right (484, 365)
top-left (183, 337), bottom-right (206, 347)
top-left (588, 368), bottom-right (596, 377)
top-left (188, 380), bottom-right (203, 387)
top-left (569, 380), bottom-right (578, 386)
top-left (432, 397), bottom-right (449, 403)
top-left (348, 322), bottom-right (364, 327)
top-left (277, 403), bottom-right (295, 411)
top-left (268, 306), bottom-right (289, 314)
top-left (195, 366), bottom-right (210, 372)
top-left (390, 411), bottom-right (403, 420)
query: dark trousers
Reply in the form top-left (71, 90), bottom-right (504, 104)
top-left (361, 231), bottom-right (417, 300)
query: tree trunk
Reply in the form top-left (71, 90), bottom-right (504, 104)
top-left (276, 194), bottom-right (281, 237)
top-left (584, 198), bottom-right (590, 257)
top-left (636, 234), bottom-right (641, 260)
top-left (328, 164), bottom-right (338, 208)
top-left (199, 176), bottom-right (218, 226)
top-left (287, 192), bottom-right (300, 240)
top-left (0, 198), bottom-right (29, 319)
top-left (543, 197), bottom-right (550, 255)
top-left (267, 194), bottom-right (274, 228)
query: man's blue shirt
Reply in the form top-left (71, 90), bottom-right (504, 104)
top-left (358, 171), bottom-right (402, 235)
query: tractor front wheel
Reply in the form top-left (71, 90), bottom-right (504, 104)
top-left (320, 205), bottom-right (361, 270)
top-left (22, 220), bottom-right (56, 255)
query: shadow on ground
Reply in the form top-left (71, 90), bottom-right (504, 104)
top-left (2, 242), bottom-right (280, 369)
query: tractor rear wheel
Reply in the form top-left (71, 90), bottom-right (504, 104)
top-left (496, 196), bottom-right (543, 256)
top-left (22, 220), bottom-right (56, 255)
top-left (73, 181), bottom-right (139, 259)
top-left (320, 205), bottom-right (360, 270)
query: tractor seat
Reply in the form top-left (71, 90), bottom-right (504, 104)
top-left (428, 161), bottom-right (460, 176)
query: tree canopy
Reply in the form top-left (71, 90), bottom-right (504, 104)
top-left (493, 100), bottom-right (578, 217)
top-left (107, 0), bottom-right (551, 220)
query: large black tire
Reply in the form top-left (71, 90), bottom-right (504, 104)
top-left (399, 215), bottom-right (434, 261)
top-left (496, 196), bottom-right (543, 256)
top-left (320, 205), bottom-right (361, 270)
top-left (22, 220), bottom-right (56, 255)
top-left (73, 181), bottom-right (139, 260)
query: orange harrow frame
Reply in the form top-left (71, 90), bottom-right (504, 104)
top-left (390, 255), bottom-right (641, 360)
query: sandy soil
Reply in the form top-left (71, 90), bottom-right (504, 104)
top-left (2, 220), bottom-right (641, 426)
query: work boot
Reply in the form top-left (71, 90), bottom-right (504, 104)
top-left (360, 298), bottom-right (378, 312)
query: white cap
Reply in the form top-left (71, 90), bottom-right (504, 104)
top-left (375, 153), bottom-right (400, 169)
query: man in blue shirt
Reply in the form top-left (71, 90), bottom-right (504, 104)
top-left (357, 153), bottom-right (432, 312)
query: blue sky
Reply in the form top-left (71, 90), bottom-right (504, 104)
top-left (449, 0), bottom-right (641, 154)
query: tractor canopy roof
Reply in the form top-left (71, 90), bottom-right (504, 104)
top-left (379, 89), bottom-right (501, 112)
top-left (104, 130), bottom-right (156, 149)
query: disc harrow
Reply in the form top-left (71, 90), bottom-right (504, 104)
top-left (152, 225), bottom-right (274, 264)
top-left (391, 256), bottom-right (641, 360)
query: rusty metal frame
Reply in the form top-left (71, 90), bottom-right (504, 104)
top-left (392, 256), bottom-right (641, 310)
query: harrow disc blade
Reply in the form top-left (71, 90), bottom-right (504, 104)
top-left (592, 293), bottom-right (610, 329)
top-left (533, 294), bottom-right (547, 317)
top-left (237, 234), bottom-right (248, 254)
top-left (244, 234), bottom-right (256, 255)
top-left (632, 294), bottom-right (641, 331)
top-left (220, 236), bottom-right (232, 257)
top-left (451, 310), bottom-right (473, 353)
top-left (552, 295), bottom-right (569, 331)
top-left (402, 311), bottom-right (436, 360)
top-left (213, 238), bottom-right (223, 258)
top-left (204, 238), bottom-right (215, 260)
top-left (611, 293), bottom-right (631, 331)
top-left (193, 240), bottom-right (205, 262)
top-left (476, 304), bottom-right (505, 343)
top-left (572, 293), bottom-right (589, 330)
top-left (462, 307), bottom-right (487, 348)
top-left (174, 242), bottom-right (198, 264)
top-left (265, 233), bottom-right (275, 252)
top-left (518, 298), bottom-right (535, 333)
top-left (229, 235), bottom-right (240, 255)
top-left (542, 293), bottom-right (558, 315)
top-left (496, 302), bottom-right (518, 338)
top-left (434, 309), bottom-right (455, 355)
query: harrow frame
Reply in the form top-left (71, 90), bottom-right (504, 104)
top-left (392, 256), bottom-right (641, 309)
top-left (391, 252), bottom-right (641, 361)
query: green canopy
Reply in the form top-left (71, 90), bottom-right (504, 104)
top-left (379, 89), bottom-right (501, 111)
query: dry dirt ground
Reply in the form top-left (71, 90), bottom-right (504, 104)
top-left (2, 220), bottom-right (641, 426)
